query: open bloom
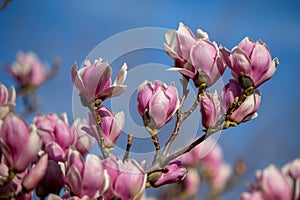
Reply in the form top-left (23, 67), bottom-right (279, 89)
top-left (72, 58), bottom-right (127, 104)
top-left (65, 150), bottom-right (109, 199)
top-left (220, 37), bottom-right (279, 88)
top-left (0, 114), bottom-right (41, 172)
top-left (103, 156), bottom-right (147, 200)
top-left (34, 113), bottom-right (74, 162)
top-left (164, 22), bottom-right (208, 68)
top-left (165, 23), bottom-right (225, 87)
top-left (7, 52), bottom-right (47, 89)
top-left (137, 80), bottom-right (179, 132)
top-left (0, 83), bottom-right (16, 119)
top-left (200, 91), bottom-right (225, 129)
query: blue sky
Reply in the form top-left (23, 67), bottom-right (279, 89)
top-left (1, 0), bottom-right (300, 199)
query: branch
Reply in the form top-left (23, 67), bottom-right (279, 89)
top-left (123, 133), bottom-right (133, 162)
top-left (88, 101), bottom-right (109, 159)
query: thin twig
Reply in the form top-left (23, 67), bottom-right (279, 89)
top-left (162, 76), bottom-right (190, 156)
top-left (123, 133), bottom-right (133, 162)
top-left (88, 101), bottom-right (109, 159)
top-left (152, 134), bottom-right (161, 156)
top-left (46, 57), bottom-right (60, 82)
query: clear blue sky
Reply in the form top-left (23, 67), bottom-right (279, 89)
top-left (0, 0), bottom-right (299, 199)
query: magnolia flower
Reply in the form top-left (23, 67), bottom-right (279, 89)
top-left (189, 39), bottom-right (226, 87)
top-left (200, 91), bottom-right (225, 129)
top-left (137, 80), bottom-right (179, 132)
top-left (7, 52), bottom-right (47, 89)
top-left (72, 58), bottom-right (127, 104)
top-left (0, 83), bottom-right (16, 119)
top-left (164, 22), bottom-right (208, 68)
top-left (222, 79), bottom-right (243, 111)
top-left (102, 156), bottom-right (147, 200)
top-left (34, 113), bottom-right (74, 162)
top-left (149, 160), bottom-right (187, 187)
top-left (240, 165), bottom-right (292, 200)
top-left (220, 37), bottom-right (279, 88)
top-left (71, 119), bottom-right (94, 155)
top-left (228, 91), bottom-right (261, 124)
top-left (0, 114), bottom-right (41, 172)
top-left (85, 106), bottom-right (124, 149)
top-left (165, 23), bottom-right (225, 87)
top-left (65, 150), bottom-right (109, 199)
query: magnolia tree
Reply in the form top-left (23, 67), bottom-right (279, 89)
top-left (0, 23), bottom-right (299, 200)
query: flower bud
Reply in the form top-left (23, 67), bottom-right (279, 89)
top-left (86, 106), bottom-right (124, 149)
top-left (255, 165), bottom-right (291, 200)
top-left (34, 113), bottom-right (74, 161)
top-left (149, 160), bottom-right (187, 187)
top-left (200, 91), bottom-right (224, 129)
top-left (0, 115), bottom-right (41, 172)
top-left (66, 151), bottom-right (109, 199)
top-left (222, 79), bottom-right (243, 111)
top-left (71, 119), bottom-right (94, 155)
top-left (102, 156), bottom-right (146, 200)
top-left (220, 37), bottom-right (278, 88)
top-left (137, 80), bottom-right (179, 132)
top-left (190, 40), bottom-right (226, 87)
top-left (71, 58), bottom-right (127, 103)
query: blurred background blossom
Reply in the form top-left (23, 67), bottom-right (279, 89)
top-left (0, 0), bottom-right (299, 199)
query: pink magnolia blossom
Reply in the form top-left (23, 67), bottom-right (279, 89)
top-left (137, 80), bottom-right (179, 132)
top-left (0, 114), bottom-right (41, 172)
top-left (102, 156), bottom-right (147, 200)
top-left (0, 83), bottom-right (16, 119)
top-left (228, 91), bottom-right (261, 124)
top-left (200, 91), bottom-right (225, 129)
top-left (165, 23), bottom-right (225, 87)
top-left (242, 165), bottom-right (292, 200)
top-left (85, 106), bottom-right (124, 149)
top-left (71, 119), bottom-right (94, 155)
top-left (34, 113), bottom-right (74, 162)
top-left (222, 79), bottom-right (243, 111)
top-left (164, 22), bottom-right (208, 69)
top-left (189, 39), bottom-right (226, 87)
top-left (7, 52), bottom-right (47, 89)
top-left (65, 150), bottom-right (109, 199)
top-left (151, 160), bottom-right (187, 187)
top-left (22, 154), bottom-right (48, 191)
top-left (220, 37), bottom-right (278, 88)
top-left (72, 58), bottom-right (127, 104)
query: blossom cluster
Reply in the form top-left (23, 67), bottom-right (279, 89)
top-left (0, 22), bottom-right (293, 200)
